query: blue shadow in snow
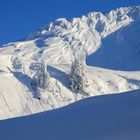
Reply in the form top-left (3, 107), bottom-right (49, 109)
top-left (48, 65), bottom-right (70, 88)
top-left (12, 72), bottom-right (37, 98)
top-left (87, 21), bottom-right (140, 71)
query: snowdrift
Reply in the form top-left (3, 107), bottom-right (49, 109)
top-left (0, 89), bottom-right (140, 140)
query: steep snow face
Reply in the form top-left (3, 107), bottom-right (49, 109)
top-left (0, 6), bottom-right (140, 119)
top-left (0, 90), bottom-right (140, 140)
top-left (87, 8), bottom-right (140, 71)
top-left (26, 5), bottom-right (140, 70)
top-left (1, 6), bottom-right (140, 67)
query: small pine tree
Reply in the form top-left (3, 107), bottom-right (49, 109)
top-left (31, 62), bottom-right (51, 99)
top-left (12, 57), bottom-right (23, 70)
top-left (69, 48), bottom-right (90, 95)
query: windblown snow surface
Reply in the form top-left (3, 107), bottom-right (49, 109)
top-left (0, 5), bottom-right (140, 120)
top-left (0, 89), bottom-right (140, 140)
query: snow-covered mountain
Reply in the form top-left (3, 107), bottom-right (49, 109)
top-left (1, 89), bottom-right (140, 140)
top-left (0, 5), bottom-right (140, 120)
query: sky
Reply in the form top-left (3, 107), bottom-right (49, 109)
top-left (0, 0), bottom-right (140, 45)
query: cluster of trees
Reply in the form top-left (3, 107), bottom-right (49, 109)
top-left (31, 48), bottom-right (90, 99)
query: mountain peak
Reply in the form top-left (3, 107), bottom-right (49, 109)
top-left (1, 5), bottom-right (140, 120)
top-left (26, 5), bottom-right (140, 41)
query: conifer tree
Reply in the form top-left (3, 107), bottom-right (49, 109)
top-left (31, 62), bottom-right (51, 99)
top-left (69, 47), bottom-right (90, 95)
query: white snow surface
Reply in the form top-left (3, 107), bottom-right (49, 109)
top-left (0, 89), bottom-right (140, 140)
top-left (0, 5), bottom-right (140, 119)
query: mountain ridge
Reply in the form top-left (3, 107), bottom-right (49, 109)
top-left (0, 5), bottom-right (140, 120)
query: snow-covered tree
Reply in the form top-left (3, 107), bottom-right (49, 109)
top-left (31, 62), bottom-right (51, 99)
top-left (12, 57), bottom-right (23, 70)
top-left (69, 48), bottom-right (90, 95)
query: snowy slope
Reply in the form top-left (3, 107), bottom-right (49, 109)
top-left (0, 89), bottom-right (140, 140)
top-left (0, 64), bottom-right (140, 120)
top-left (0, 5), bottom-right (140, 119)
